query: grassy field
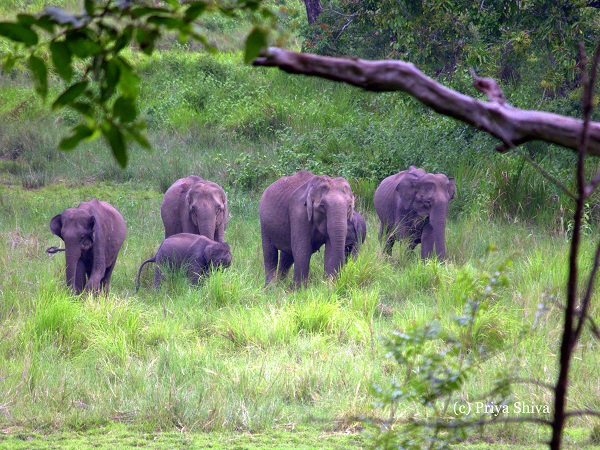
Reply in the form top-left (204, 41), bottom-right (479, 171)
top-left (1, 178), bottom-right (599, 448)
top-left (1, 2), bottom-right (600, 446)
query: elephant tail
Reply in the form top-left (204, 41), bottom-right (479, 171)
top-left (135, 257), bottom-right (156, 293)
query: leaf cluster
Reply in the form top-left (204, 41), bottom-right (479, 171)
top-left (0, 0), bottom-right (278, 166)
top-left (302, 0), bottom-right (600, 94)
top-left (366, 251), bottom-right (518, 449)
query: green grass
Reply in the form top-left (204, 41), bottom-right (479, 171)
top-left (1, 183), bottom-right (599, 448)
top-left (1, 9), bottom-right (600, 446)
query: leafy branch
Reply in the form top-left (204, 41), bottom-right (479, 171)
top-left (0, 0), bottom-right (277, 166)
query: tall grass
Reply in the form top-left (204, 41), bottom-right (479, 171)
top-left (1, 184), bottom-right (598, 444)
top-left (1, 36), bottom-right (599, 446)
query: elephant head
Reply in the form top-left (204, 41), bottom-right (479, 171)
top-left (204, 242), bottom-right (233, 270)
top-left (404, 172), bottom-right (455, 258)
top-left (186, 182), bottom-right (228, 241)
top-left (50, 208), bottom-right (97, 293)
top-left (301, 176), bottom-right (354, 277)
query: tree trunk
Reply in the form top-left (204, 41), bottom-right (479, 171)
top-left (304, 0), bottom-right (322, 25)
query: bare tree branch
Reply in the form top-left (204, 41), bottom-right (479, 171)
top-left (254, 48), bottom-right (600, 156)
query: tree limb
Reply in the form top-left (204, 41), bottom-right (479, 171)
top-left (254, 48), bottom-right (600, 156)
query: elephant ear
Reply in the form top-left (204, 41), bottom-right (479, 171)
top-left (301, 179), bottom-right (318, 222)
top-left (395, 174), bottom-right (418, 208)
top-left (50, 214), bottom-right (63, 238)
top-left (447, 177), bottom-right (456, 200)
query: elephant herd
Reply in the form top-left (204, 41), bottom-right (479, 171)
top-left (47, 167), bottom-right (455, 294)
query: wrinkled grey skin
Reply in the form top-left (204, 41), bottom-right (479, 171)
top-left (136, 233), bottom-right (232, 291)
top-left (374, 166), bottom-right (455, 259)
top-left (259, 170), bottom-right (355, 287)
top-left (161, 176), bottom-right (228, 242)
top-left (345, 210), bottom-right (366, 261)
top-left (50, 198), bottom-right (126, 295)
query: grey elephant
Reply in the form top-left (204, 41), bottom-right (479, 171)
top-left (345, 210), bottom-right (366, 261)
top-left (135, 233), bottom-right (232, 291)
top-left (259, 170), bottom-right (355, 286)
top-left (374, 166), bottom-right (455, 259)
top-left (161, 176), bottom-right (228, 242)
top-left (49, 198), bottom-right (127, 294)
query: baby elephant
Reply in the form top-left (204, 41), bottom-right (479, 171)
top-left (136, 233), bottom-right (232, 291)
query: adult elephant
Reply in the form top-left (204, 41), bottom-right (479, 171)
top-left (374, 166), bottom-right (455, 259)
top-left (49, 199), bottom-right (126, 294)
top-left (260, 170), bottom-right (355, 287)
top-left (161, 176), bottom-right (228, 242)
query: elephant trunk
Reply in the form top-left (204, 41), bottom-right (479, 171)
top-left (429, 203), bottom-right (448, 259)
top-left (195, 217), bottom-right (216, 241)
top-left (324, 206), bottom-right (348, 277)
top-left (65, 244), bottom-right (82, 294)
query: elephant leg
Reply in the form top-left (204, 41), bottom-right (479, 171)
top-left (420, 223), bottom-right (435, 259)
top-left (277, 251), bottom-right (294, 280)
top-left (261, 232), bottom-right (279, 285)
top-left (291, 251), bottom-right (311, 287)
top-left (380, 223), bottom-right (395, 255)
top-left (100, 263), bottom-right (116, 294)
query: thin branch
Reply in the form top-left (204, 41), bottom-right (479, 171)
top-left (573, 238), bottom-right (600, 343)
top-left (564, 410), bottom-right (600, 419)
top-left (410, 416), bottom-right (553, 429)
top-left (510, 146), bottom-right (577, 200)
top-left (254, 48), bottom-right (600, 156)
top-left (550, 41), bottom-right (598, 450)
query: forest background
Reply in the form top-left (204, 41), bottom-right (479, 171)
top-left (1, 0), bottom-right (600, 448)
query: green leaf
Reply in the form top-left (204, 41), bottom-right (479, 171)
top-left (67, 31), bottom-right (102, 58)
top-left (184, 2), bottom-right (208, 21)
top-left (16, 14), bottom-right (36, 26)
top-left (69, 101), bottom-right (94, 118)
top-left (59, 124), bottom-right (96, 150)
top-left (113, 26), bottom-right (133, 54)
top-left (0, 22), bottom-right (38, 46)
top-left (135, 28), bottom-right (158, 55)
top-left (116, 58), bottom-right (139, 99)
top-left (84, 0), bottom-right (95, 16)
top-left (163, 0), bottom-right (180, 9)
top-left (49, 40), bottom-right (73, 82)
top-left (52, 81), bottom-right (88, 110)
top-left (244, 27), bottom-right (267, 64)
top-left (28, 55), bottom-right (48, 99)
top-left (113, 96), bottom-right (137, 123)
top-left (101, 59), bottom-right (121, 101)
top-left (2, 54), bottom-right (17, 72)
top-left (146, 15), bottom-right (181, 29)
top-left (127, 126), bottom-right (151, 150)
top-left (101, 121), bottom-right (128, 168)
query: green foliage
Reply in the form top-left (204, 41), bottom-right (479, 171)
top-left (366, 251), bottom-right (518, 448)
top-left (302, 0), bottom-right (600, 96)
top-left (0, 0), bottom-right (282, 165)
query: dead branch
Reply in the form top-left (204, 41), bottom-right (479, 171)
top-left (253, 47), bottom-right (600, 156)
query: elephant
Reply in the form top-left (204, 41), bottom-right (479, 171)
top-left (135, 233), bottom-right (232, 291)
top-left (49, 198), bottom-right (127, 295)
top-left (374, 166), bottom-right (455, 259)
top-left (345, 210), bottom-right (367, 261)
top-left (160, 176), bottom-right (228, 242)
top-left (259, 170), bottom-right (355, 287)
